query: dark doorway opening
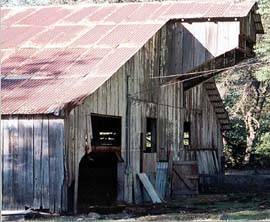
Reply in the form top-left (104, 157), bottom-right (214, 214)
top-left (78, 114), bottom-right (121, 213)
top-left (78, 152), bottom-right (118, 212)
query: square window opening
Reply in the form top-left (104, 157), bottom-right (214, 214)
top-left (91, 115), bottom-right (121, 147)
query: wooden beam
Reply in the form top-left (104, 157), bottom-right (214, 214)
top-left (91, 146), bottom-right (121, 153)
top-left (137, 173), bottom-right (162, 203)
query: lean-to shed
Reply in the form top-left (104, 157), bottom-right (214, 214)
top-left (1, 0), bottom-right (263, 213)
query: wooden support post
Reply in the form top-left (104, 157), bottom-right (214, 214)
top-left (140, 133), bottom-right (144, 173)
top-left (73, 162), bottom-right (79, 214)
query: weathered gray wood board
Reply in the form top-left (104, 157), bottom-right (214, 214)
top-left (182, 83), bottom-right (224, 172)
top-left (138, 173), bottom-right (162, 203)
top-left (1, 116), bottom-right (65, 212)
top-left (197, 150), bottom-right (220, 175)
top-left (171, 161), bottom-right (199, 197)
top-left (143, 153), bottom-right (157, 173)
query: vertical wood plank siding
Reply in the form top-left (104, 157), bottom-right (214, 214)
top-left (1, 116), bottom-right (65, 212)
top-left (65, 20), bottom-right (232, 206)
top-left (183, 84), bottom-right (224, 174)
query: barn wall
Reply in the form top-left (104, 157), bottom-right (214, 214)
top-left (183, 84), bottom-right (224, 174)
top-left (64, 105), bottom-right (91, 212)
top-left (65, 22), bottom-right (184, 206)
top-left (167, 21), bottom-right (240, 76)
top-left (1, 116), bottom-right (65, 212)
top-left (65, 19), bottom-right (231, 208)
top-left (240, 13), bottom-right (257, 42)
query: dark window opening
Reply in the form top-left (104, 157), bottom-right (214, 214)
top-left (184, 121), bottom-right (191, 146)
top-left (183, 92), bottom-right (187, 108)
top-left (145, 118), bottom-right (157, 153)
top-left (91, 115), bottom-right (121, 147)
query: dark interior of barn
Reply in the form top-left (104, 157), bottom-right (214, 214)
top-left (77, 115), bottom-right (121, 213)
top-left (78, 152), bottom-right (118, 212)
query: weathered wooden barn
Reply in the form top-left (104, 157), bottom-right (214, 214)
top-left (1, 1), bottom-right (263, 213)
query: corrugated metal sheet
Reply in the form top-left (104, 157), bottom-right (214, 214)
top-left (127, 3), bottom-right (162, 22)
top-left (67, 48), bottom-right (112, 76)
top-left (18, 7), bottom-right (73, 26)
top-left (63, 6), bottom-right (99, 23)
top-left (162, 1), bottom-right (255, 19)
top-left (30, 25), bottom-right (88, 46)
top-left (71, 25), bottom-right (114, 46)
top-left (2, 8), bottom-right (35, 26)
top-left (1, 1), bottom-right (259, 114)
top-left (104, 4), bottom-right (141, 22)
top-left (1, 48), bottom-right (37, 75)
top-left (2, 26), bottom-right (45, 48)
top-left (87, 5), bottom-right (117, 22)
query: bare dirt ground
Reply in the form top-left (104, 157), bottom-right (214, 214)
top-left (26, 193), bottom-right (270, 221)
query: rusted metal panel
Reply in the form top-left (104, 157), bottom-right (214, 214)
top-left (1, 1), bottom-right (260, 115)
top-left (127, 3), bottom-right (162, 22)
top-left (162, 1), bottom-right (255, 19)
top-left (87, 5), bottom-right (117, 22)
top-left (1, 26), bottom-right (45, 48)
top-left (67, 48), bottom-right (111, 76)
top-left (63, 6), bottom-right (99, 23)
top-left (97, 24), bottom-right (138, 47)
top-left (104, 3), bottom-right (141, 23)
top-left (17, 7), bottom-right (73, 26)
top-left (2, 8), bottom-right (35, 26)
top-left (71, 25), bottom-right (114, 46)
top-left (1, 48), bottom-right (37, 74)
top-left (31, 25), bottom-right (88, 46)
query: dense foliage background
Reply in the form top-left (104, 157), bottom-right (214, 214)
top-left (217, 0), bottom-right (270, 168)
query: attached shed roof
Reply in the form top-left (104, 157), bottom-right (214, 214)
top-left (1, 1), bottom-right (259, 115)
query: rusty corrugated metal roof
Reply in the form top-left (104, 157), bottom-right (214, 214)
top-left (1, 1), bottom-right (258, 115)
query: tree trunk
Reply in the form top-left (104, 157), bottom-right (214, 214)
top-left (243, 111), bottom-right (258, 164)
top-left (241, 81), bottom-right (270, 164)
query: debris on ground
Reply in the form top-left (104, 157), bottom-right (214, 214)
top-left (22, 193), bottom-right (270, 221)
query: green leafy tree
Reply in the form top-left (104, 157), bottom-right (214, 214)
top-left (219, 0), bottom-right (270, 167)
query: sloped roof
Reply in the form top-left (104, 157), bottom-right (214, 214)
top-left (1, 1), bottom-right (257, 115)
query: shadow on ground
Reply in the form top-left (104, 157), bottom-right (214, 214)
top-left (25, 192), bottom-right (270, 221)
